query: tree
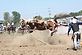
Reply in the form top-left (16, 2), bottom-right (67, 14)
top-left (69, 10), bottom-right (82, 16)
top-left (33, 15), bottom-right (42, 20)
top-left (4, 12), bottom-right (10, 25)
top-left (44, 17), bottom-right (50, 20)
top-left (54, 13), bottom-right (70, 19)
top-left (79, 10), bottom-right (82, 15)
top-left (69, 12), bottom-right (78, 16)
top-left (12, 11), bottom-right (21, 26)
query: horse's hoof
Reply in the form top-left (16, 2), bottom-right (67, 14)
top-left (29, 31), bottom-right (33, 33)
top-left (51, 32), bottom-right (53, 36)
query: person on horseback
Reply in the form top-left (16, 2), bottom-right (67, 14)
top-left (20, 19), bottom-right (26, 29)
top-left (6, 22), bottom-right (11, 34)
top-left (7, 22), bottom-right (10, 28)
top-left (68, 16), bottom-right (82, 51)
top-left (11, 22), bottom-right (14, 27)
top-left (19, 19), bottom-right (26, 34)
top-left (10, 22), bottom-right (16, 32)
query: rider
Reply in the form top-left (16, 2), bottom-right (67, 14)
top-left (20, 19), bottom-right (26, 29)
top-left (7, 22), bottom-right (10, 28)
top-left (11, 22), bottom-right (14, 27)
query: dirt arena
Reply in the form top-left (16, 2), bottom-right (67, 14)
top-left (0, 26), bottom-right (82, 55)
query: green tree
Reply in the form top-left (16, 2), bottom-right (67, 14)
top-left (69, 12), bottom-right (78, 16)
top-left (69, 10), bottom-right (82, 17)
top-left (4, 12), bottom-right (10, 25)
top-left (44, 17), bottom-right (50, 20)
top-left (12, 11), bottom-right (21, 27)
top-left (33, 15), bottom-right (42, 20)
top-left (79, 10), bottom-right (82, 15)
top-left (54, 13), bottom-right (70, 19)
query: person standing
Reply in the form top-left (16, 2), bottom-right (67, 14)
top-left (68, 16), bottom-right (82, 51)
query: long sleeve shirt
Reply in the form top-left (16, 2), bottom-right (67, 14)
top-left (68, 22), bottom-right (82, 35)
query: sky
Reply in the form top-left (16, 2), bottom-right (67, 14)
top-left (0, 0), bottom-right (82, 20)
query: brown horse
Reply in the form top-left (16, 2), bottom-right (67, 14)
top-left (47, 19), bottom-right (58, 36)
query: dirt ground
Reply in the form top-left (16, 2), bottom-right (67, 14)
top-left (0, 28), bottom-right (82, 55)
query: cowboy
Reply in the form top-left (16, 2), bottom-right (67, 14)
top-left (20, 19), bottom-right (26, 28)
top-left (68, 16), bottom-right (82, 51)
top-left (10, 22), bottom-right (14, 27)
top-left (7, 22), bottom-right (10, 28)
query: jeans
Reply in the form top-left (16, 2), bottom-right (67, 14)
top-left (73, 31), bottom-right (81, 49)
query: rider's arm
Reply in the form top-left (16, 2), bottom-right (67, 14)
top-left (67, 23), bottom-right (72, 36)
top-left (78, 22), bottom-right (82, 25)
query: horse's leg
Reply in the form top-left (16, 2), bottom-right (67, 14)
top-left (12, 27), bottom-right (14, 33)
top-left (50, 26), bottom-right (55, 36)
top-left (52, 25), bottom-right (58, 35)
top-left (9, 30), bottom-right (10, 34)
top-left (8, 28), bottom-right (10, 34)
top-left (21, 28), bottom-right (24, 34)
top-left (51, 31), bottom-right (53, 36)
top-left (22, 29), bottom-right (24, 34)
top-left (49, 30), bottom-right (53, 36)
top-left (76, 33), bottom-right (81, 49)
top-left (11, 27), bottom-right (14, 34)
top-left (73, 34), bottom-right (78, 50)
top-left (13, 27), bottom-right (16, 33)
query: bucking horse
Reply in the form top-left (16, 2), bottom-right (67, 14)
top-left (47, 19), bottom-right (58, 36)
